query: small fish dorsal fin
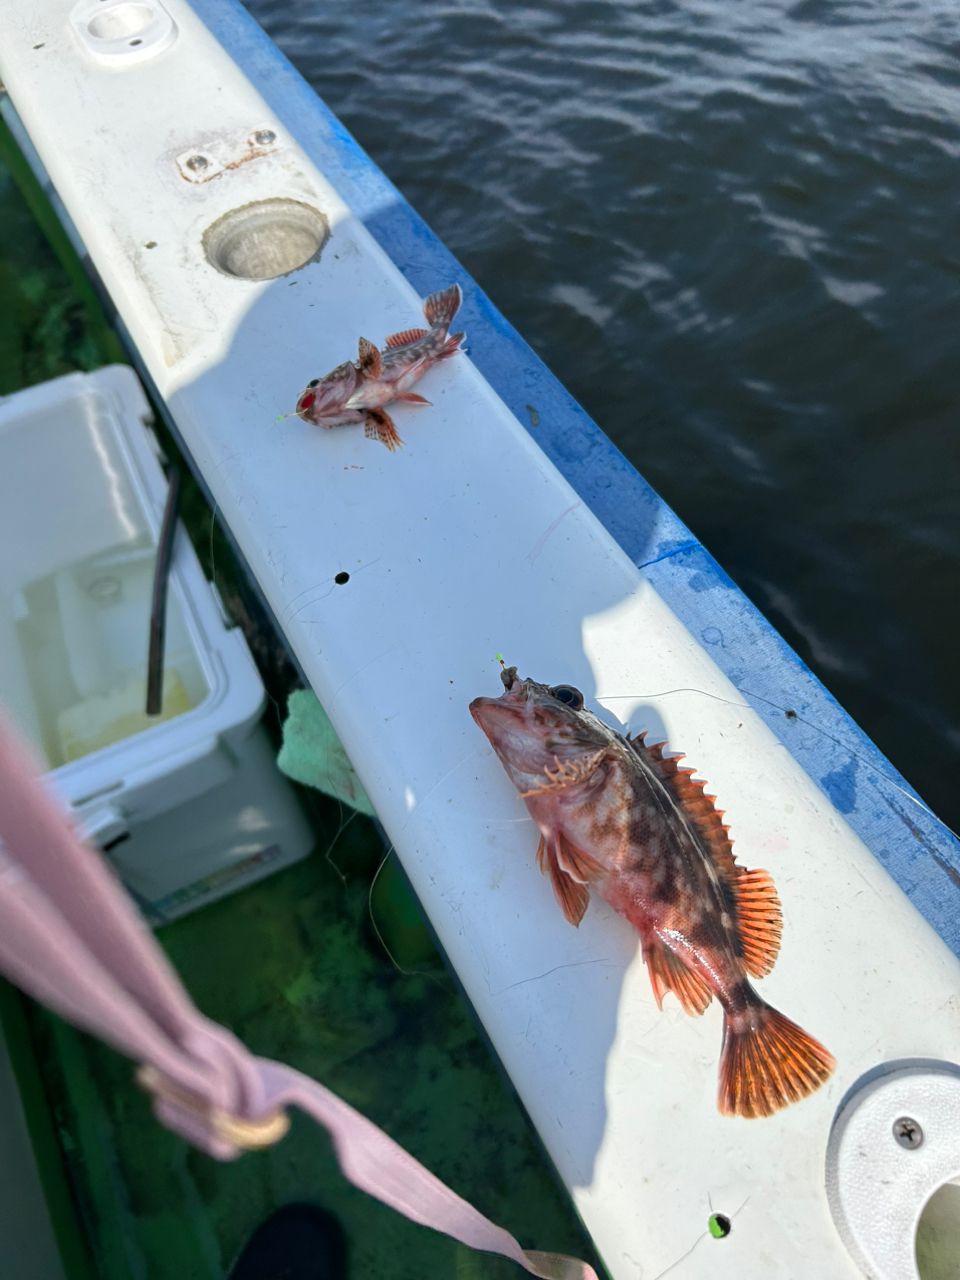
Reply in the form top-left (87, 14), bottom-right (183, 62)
top-left (627, 732), bottom-right (782, 977)
top-left (384, 327), bottom-right (429, 348)
top-left (357, 337), bottom-right (382, 377)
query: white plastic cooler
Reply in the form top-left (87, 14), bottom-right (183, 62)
top-left (0, 365), bottom-right (313, 922)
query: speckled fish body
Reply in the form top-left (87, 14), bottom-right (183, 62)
top-left (296, 284), bottom-right (464, 450)
top-left (470, 667), bottom-right (835, 1118)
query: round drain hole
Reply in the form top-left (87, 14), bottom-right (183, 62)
top-left (87, 3), bottom-right (155, 41)
top-left (202, 199), bottom-right (330, 281)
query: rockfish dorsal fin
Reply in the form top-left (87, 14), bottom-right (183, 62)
top-left (627, 732), bottom-right (782, 978)
top-left (357, 337), bottom-right (382, 377)
top-left (733, 866), bottom-right (782, 978)
top-left (535, 833), bottom-right (601, 926)
top-left (384, 327), bottom-right (429, 348)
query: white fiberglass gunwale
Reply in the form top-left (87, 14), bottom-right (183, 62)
top-left (1, 3), bottom-right (958, 1277)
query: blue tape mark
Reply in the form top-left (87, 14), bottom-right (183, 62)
top-left (190, 0), bottom-right (960, 958)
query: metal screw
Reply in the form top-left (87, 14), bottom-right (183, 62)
top-left (252, 129), bottom-right (276, 146)
top-left (185, 154), bottom-right (209, 172)
top-left (893, 1116), bottom-right (923, 1149)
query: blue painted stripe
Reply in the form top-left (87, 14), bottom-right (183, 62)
top-left (192, 0), bottom-right (960, 958)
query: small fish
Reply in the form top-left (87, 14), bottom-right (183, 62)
top-left (295, 284), bottom-right (465, 450)
top-left (470, 667), bottom-right (835, 1118)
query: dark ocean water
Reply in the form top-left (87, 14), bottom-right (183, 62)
top-left (246, 0), bottom-right (960, 830)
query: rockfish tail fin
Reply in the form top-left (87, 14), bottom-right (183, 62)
top-left (423, 283), bottom-right (462, 334)
top-left (718, 996), bottom-right (834, 1118)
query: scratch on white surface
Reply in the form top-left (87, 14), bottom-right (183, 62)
top-left (401, 748), bottom-right (487, 819)
top-left (651, 1229), bottom-right (708, 1280)
top-left (527, 500), bottom-right (582, 565)
top-left (851, 862), bottom-right (884, 899)
top-left (326, 644), bottom-right (402, 708)
top-left (494, 957), bottom-right (611, 995)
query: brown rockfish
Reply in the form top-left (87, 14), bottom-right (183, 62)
top-left (470, 667), bottom-right (835, 1118)
top-left (295, 284), bottom-right (464, 450)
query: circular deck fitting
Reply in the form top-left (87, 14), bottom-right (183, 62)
top-left (202, 199), bottom-right (330, 282)
top-left (86, 3), bottom-right (154, 40)
top-left (70, 0), bottom-right (178, 63)
top-left (826, 1060), bottom-right (960, 1280)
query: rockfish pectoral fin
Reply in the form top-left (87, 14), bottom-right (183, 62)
top-left (643, 935), bottom-right (713, 1016)
top-left (364, 410), bottom-right (404, 451)
top-left (718, 997), bottom-right (835, 1118)
top-left (536, 835), bottom-right (590, 927)
top-left (357, 337), bottom-right (383, 377)
top-left (395, 393), bottom-right (431, 406)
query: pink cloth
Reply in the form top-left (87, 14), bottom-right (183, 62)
top-left (0, 713), bottom-right (597, 1280)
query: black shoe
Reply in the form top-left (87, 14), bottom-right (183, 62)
top-left (227, 1203), bottom-right (348, 1280)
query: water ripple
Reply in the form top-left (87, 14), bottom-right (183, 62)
top-left (250, 0), bottom-right (960, 827)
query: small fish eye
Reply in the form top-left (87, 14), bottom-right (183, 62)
top-left (308, 379), bottom-right (319, 388)
top-left (550, 684), bottom-right (584, 710)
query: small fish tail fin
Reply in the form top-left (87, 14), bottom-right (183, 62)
top-left (423, 283), bottom-right (462, 334)
top-left (438, 330), bottom-right (465, 360)
top-left (718, 994), bottom-right (834, 1118)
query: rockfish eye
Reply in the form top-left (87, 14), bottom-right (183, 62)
top-left (550, 684), bottom-right (584, 710)
top-left (308, 378), bottom-right (319, 388)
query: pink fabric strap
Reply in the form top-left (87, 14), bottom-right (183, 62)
top-left (0, 714), bottom-right (597, 1280)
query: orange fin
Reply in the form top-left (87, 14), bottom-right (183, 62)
top-left (536, 835), bottom-right (589, 926)
top-left (423, 283), bottom-right (462, 330)
top-left (438, 330), bottom-right (465, 359)
top-left (363, 409), bottom-right (403, 451)
top-left (643, 934), bottom-right (713, 1015)
top-left (628, 731), bottom-right (783, 975)
top-left (357, 337), bottom-right (382, 377)
top-left (395, 392), bottom-right (431, 405)
top-left (520, 749), bottom-right (607, 797)
top-left (735, 866), bottom-right (782, 978)
top-left (718, 999), bottom-right (834, 1118)
top-left (385, 327), bottom-right (429, 348)
top-left (554, 830), bottom-right (604, 884)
